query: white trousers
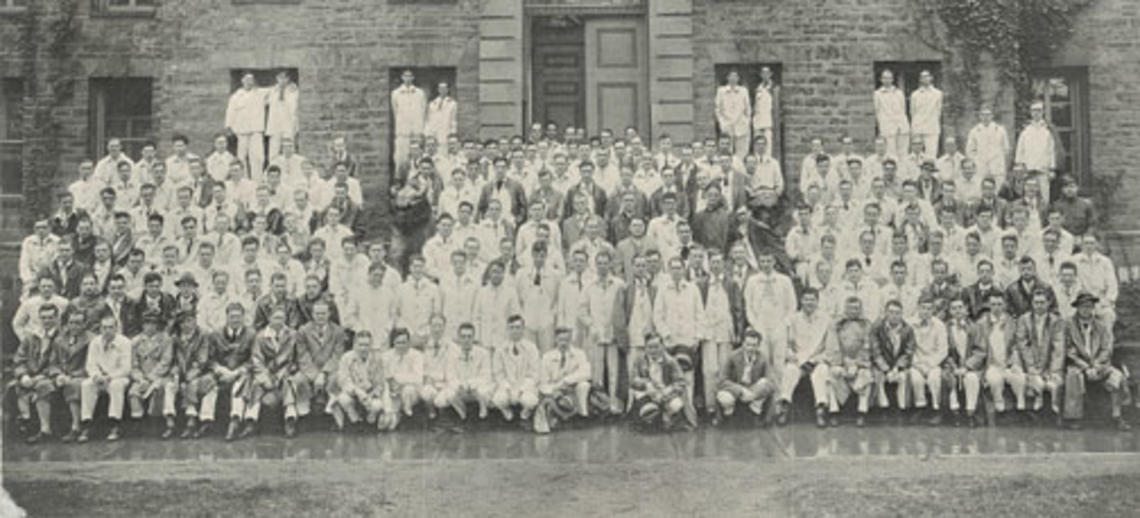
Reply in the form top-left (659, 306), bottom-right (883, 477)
top-left (236, 132), bottom-right (265, 181)
top-left (80, 377), bottom-right (129, 421)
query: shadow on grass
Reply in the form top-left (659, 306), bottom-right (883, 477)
top-left (782, 474), bottom-right (1140, 517)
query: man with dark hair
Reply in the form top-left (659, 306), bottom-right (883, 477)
top-left (1005, 255), bottom-right (1057, 317)
top-left (1061, 292), bottom-right (1132, 430)
top-left (11, 304), bottom-right (61, 443)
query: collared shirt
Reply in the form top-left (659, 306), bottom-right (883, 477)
top-left (715, 85), bottom-right (752, 135)
top-left (19, 233), bottom-right (60, 283)
top-left (789, 310), bottom-right (826, 365)
top-left (391, 84), bottom-right (427, 135)
top-left (988, 316), bottom-right (1009, 366)
top-left (226, 86), bottom-right (270, 134)
top-left (912, 316), bottom-right (947, 371)
top-left (384, 348), bottom-right (425, 386)
top-left (874, 86), bottom-right (908, 129)
top-left (909, 86), bottom-right (943, 134)
top-left (653, 279), bottom-right (703, 345)
top-left (967, 122), bottom-right (1010, 161)
top-left (445, 345), bottom-right (491, 386)
top-left (1016, 121), bottom-right (1055, 171)
top-left (395, 277), bottom-right (441, 337)
top-left (86, 333), bottom-right (132, 378)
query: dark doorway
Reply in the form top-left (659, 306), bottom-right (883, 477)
top-left (530, 16), bottom-right (586, 131)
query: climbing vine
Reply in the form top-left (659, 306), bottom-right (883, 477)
top-left (910, 0), bottom-right (1095, 126)
top-left (16, 0), bottom-right (81, 222)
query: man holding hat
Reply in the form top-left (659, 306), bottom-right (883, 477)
top-left (629, 333), bottom-right (689, 431)
top-left (1061, 292), bottom-right (1132, 430)
top-left (128, 310), bottom-right (178, 438)
top-left (714, 328), bottom-right (774, 426)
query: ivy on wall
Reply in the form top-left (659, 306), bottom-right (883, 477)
top-left (16, 0), bottom-right (81, 222)
top-left (911, 0), bottom-right (1095, 126)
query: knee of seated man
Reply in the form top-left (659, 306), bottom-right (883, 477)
top-left (716, 390), bottom-right (736, 408)
top-left (666, 398), bottom-right (684, 414)
top-left (109, 378), bottom-right (129, 390)
top-left (261, 392), bottom-right (281, 408)
top-left (520, 392), bottom-right (539, 409)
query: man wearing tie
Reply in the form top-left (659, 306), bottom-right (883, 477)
top-left (492, 315), bottom-right (541, 422)
top-left (439, 322), bottom-right (493, 421)
top-left (715, 329), bottom-right (775, 425)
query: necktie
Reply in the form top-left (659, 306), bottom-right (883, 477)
top-left (742, 354), bottom-right (754, 385)
top-left (560, 351), bottom-right (566, 368)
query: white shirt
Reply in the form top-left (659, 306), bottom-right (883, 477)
top-left (266, 83), bottom-right (300, 136)
top-left (425, 95), bottom-right (458, 138)
top-left (391, 85), bottom-right (427, 136)
top-left (873, 86), bottom-right (909, 131)
top-left (909, 86), bottom-right (943, 135)
top-left (715, 85), bottom-right (752, 136)
top-left (1015, 120), bottom-right (1055, 171)
top-left (395, 278), bottom-right (442, 337)
top-left (966, 122), bottom-right (1010, 162)
top-left (226, 87), bottom-right (270, 134)
top-left (653, 279), bottom-right (704, 345)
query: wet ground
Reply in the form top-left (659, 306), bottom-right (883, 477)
top-left (5, 422), bottom-right (1139, 464)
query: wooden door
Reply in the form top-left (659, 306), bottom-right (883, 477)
top-left (584, 18), bottom-right (648, 138)
top-left (531, 21), bottom-right (585, 129)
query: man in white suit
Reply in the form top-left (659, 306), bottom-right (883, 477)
top-left (425, 81), bottom-right (458, 156)
top-left (715, 70), bottom-right (752, 159)
top-left (391, 69), bottom-right (427, 173)
top-left (226, 72), bottom-right (270, 179)
top-left (266, 69), bottom-right (300, 161)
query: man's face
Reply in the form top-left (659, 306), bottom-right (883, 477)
top-left (758, 255), bottom-right (775, 273)
top-left (891, 266), bottom-right (907, 285)
top-left (108, 280), bottom-right (125, 299)
top-left (80, 276), bottom-right (96, 295)
top-left (1001, 240), bottom-right (1017, 258)
top-left (94, 243), bottom-right (111, 262)
top-left (79, 162), bottom-right (94, 178)
top-left (401, 71), bottom-right (414, 84)
top-left (100, 318), bottom-right (117, 340)
top-left (313, 304), bottom-right (329, 325)
top-left (1019, 261), bottom-right (1036, 280)
top-left (886, 304), bottom-right (904, 324)
top-left (990, 297), bottom-right (1006, 316)
top-left (108, 140), bottom-right (122, 156)
top-left (1031, 295), bottom-right (1049, 315)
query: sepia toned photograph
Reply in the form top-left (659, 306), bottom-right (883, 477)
top-left (1, 0), bottom-right (1139, 516)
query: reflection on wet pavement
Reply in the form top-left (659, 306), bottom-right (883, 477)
top-left (5, 424), bottom-right (1139, 464)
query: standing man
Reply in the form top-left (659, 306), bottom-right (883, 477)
top-left (1015, 101), bottom-right (1056, 187)
top-left (266, 69), bottom-right (300, 160)
top-left (966, 106), bottom-right (1010, 184)
top-left (909, 70), bottom-right (943, 158)
top-left (225, 72), bottom-right (270, 179)
top-left (751, 66), bottom-right (779, 158)
top-left (78, 315), bottom-right (132, 443)
top-left (391, 69), bottom-right (427, 172)
top-left (425, 82), bottom-right (458, 156)
top-left (874, 69), bottom-right (910, 159)
top-left (715, 70), bottom-right (752, 158)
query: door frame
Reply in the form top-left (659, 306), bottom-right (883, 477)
top-left (523, 4), bottom-right (649, 136)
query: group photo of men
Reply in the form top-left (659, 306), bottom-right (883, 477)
top-left (8, 65), bottom-right (1137, 451)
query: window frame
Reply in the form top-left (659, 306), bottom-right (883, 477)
top-left (0, 77), bottom-right (25, 199)
top-left (92, 0), bottom-right (158, 18)
top-left (1031, 66), bottom-right (1090, 184)
top-left (88, 77), bottom-right (155, 159)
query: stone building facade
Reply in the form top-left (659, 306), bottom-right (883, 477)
top-left (1, 0), bottom-right (1138, 334)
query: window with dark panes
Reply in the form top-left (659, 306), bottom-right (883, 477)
top-left (1032, 68), bottom-right (1090, 182)
top-left (89, 78), bottom-right (154, 158)
top-left (872, 61), bottom-right (943, 113)
top-left (712, 63), bottom-right (785, 165)
top-left (1, 78), bottom-right (24, 196)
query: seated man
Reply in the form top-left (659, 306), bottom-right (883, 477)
top-left (210, 303), bottom-right (256, 442)
top-left (419, 314), bottom-right (451, 419)
top-left (384, 326), bottom-right (425, 425)
top-left (1061, 292), bottom-right (1132, 431)
top-left (909, 295), bottom-right (948, 425)
top-left (127, 312), bottom-right (178, 439)
top-left (492, 315), bottom-right (541, 422)
top-left (627, 333), bottom-right (687, 431)
top-left (331, 330), bottom-right (395, 432)
top-left (249, 308), bottom-right (302, 438)
top-left (534, 326), bottom-right (592, 433)
top-left (825, 297), bottom-right (874, 427)
top-left (293, 301), bottom-right (347, 419)
top-left (51, 310), bottom-right (93, 442)
top-left (438, 322), bottom-right (493, 420)
top-left (172, 311), bottom-right (216, 439)
top-left (869, 300), bottom-right (916, 416)
top-left (943, 299), bottom-right (986, 427)
top-left (11, 304), bottom-right (62, 443)
top-left (714, 329), bottom-right (775, 425)
top-left (780, 288), bottom-right (830, 427)
top-left (1014, 289), bottom-right (1066, 423)
top-left (78, 315), bottom-right (132, 443)
top-left (979, 293), bottom-right (1025, 425)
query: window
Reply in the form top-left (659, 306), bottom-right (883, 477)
top-left (228, 68), bottom-right (300, 92)
top-left (1032, 68), bottom-right (1090, 181)
top-left (387, 66), bottom-right (457, 178)
top-left (1, 79), bottom-right (24, 197)
top-left (712, 63), bottom-right (785, 163)
top-left (0, 0), bottom-right (29, 12)
top-left (89, 78), bottom-right (154, 158)
top-left (95, 0), bottom-right (157, 15)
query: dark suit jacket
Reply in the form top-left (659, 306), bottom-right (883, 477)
top-left (1062, 317), bottom-right (1113, 371)
top-left (605, 186), bottom-right (648, 221)
top-left (208, 326), bottom-right (255, 372)
top-left (975, 315), bottom-right (1020, 370)
top-left (691, 205), bottom-right (734, 254)
top-left (942, 319), bottom-right (986, 371)
top-left (869, 319), bottom-right (917, 372)
top-left (478, 179), bottom-right (528, 223)
top-left (43, 259), bottom-right (91, 299)
top-left (131, 292), bottom-right (178, 332)
top-left (693, 273), bottom-right (745, 343)
top-left (630, 354), bottom-right (685, 392)
top-left (1004, 277), bottom-right (1057, 318)
top-left (562, 182), bottom-right (608, 221)
top-left (531, 187), bottom-right (565, 221)
top-left (916, 176), bottom-right (943, 205)
top-left (1014, 311), bottom-right (1065, 374)
top-left (561, 216), bottom-right (588, 252)
top-left (649, 187), bottom-right (691, 220)
top-left (252, 327), bottom-right (300, 380)
top-left (963, 282), bottom-right (1005, 321)
top-left (718, 348), bottom-right (769, 387)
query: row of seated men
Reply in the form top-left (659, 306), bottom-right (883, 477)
top-left (7, 247), bottom-right (1132, 446)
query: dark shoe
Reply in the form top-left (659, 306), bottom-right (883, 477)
top-left (815, 407), bottom-right (828, 428)
top-left (1117, 418), bottom-right (1132, 432)
top-left (238, 421), bottom-right (256, 439)
top-left (194, 422), bottom-right (211, 439)
top-left (61, 428), bottom-right (79, 443)
top-left (776, 401), bottom-right (789, 426)
top-left (829, 415), bottom-right (840, 427)
top-left (284, 418), bottom-right (297, 438)
top-left (26, 431), bottom-right (49, 444)
top-left (181, 418), bottom-right (198, 439)
top-left (76, 427), bottom-right (90, 444)
top-left (160, 426), bottom-right (175, 440)
top-left (928, 413), bottom-right (943, 426)
top-left (855, 415), bottom-right (866, 428)
top-left (968, 412), bottom-right (979, 428)
top-left (225, 420), bottom-right (239, 441)
top-left (106, 426), bottom-right (121, 442)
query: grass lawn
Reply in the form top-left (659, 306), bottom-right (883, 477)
top-left (5, 454), bottom-right (1140, 517)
